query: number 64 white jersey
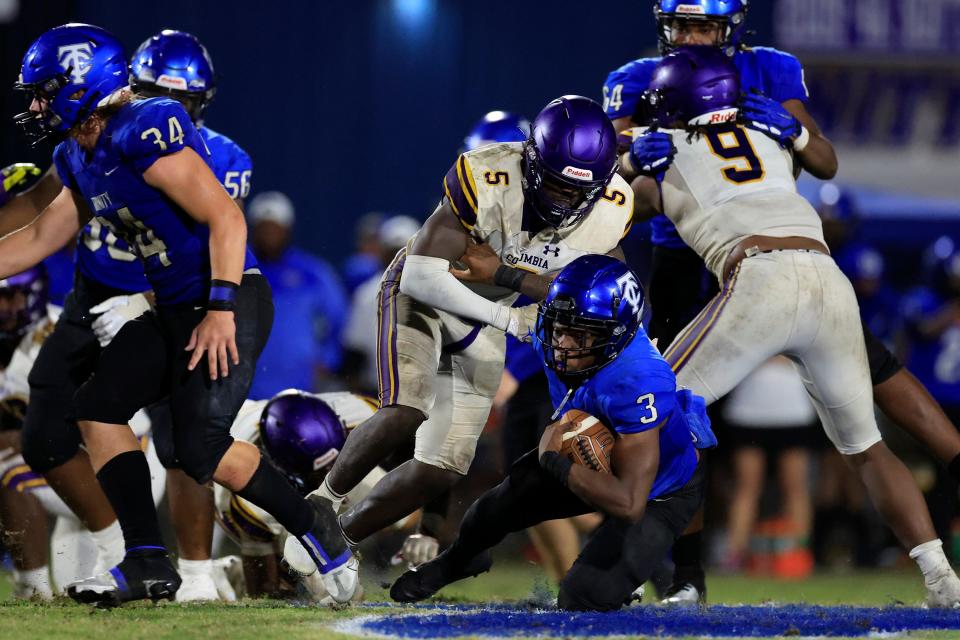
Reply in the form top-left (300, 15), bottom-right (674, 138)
top-left (641, 123), bottom-right (826, 280)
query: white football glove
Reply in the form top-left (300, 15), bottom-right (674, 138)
top-left (282, 535), bottom-right (360, 604)
top-left (400, 533), bottom-right (439, 568)
top-left (506, 305), bottom-right (538, 342)
top-left (89, 293), bottom-right (151, 347)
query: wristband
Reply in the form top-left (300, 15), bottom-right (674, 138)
top-left (493, 264), bottom-right (527, 292)
top-left (792, 126), bottom-right (810, 152)
top-left (208, 279), bottom-right (239, 312)
top-left (539, 450), bottom-right (573, 486)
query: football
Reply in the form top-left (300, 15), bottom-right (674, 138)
top-left (558, 409), bottom-right (615, 474)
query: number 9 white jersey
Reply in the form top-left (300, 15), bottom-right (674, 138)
top-left (645, 123), bottom-right (826, 280)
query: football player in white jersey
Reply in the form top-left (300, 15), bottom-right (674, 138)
top-left (0, 266), bottom-right (165, 598)
top-left (622, 47), bottom-right (960, 607)
top-left (303, 96), bottom-right (632, 561)
top-left (215, 390), bottom-right (383, 601)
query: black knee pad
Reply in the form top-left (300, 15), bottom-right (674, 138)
top-left (863, 322), bottom-right (902, 385)
top-left (174, 414), bottom-right (235, 484)
top-left (21, 385), bottom-right (83, 473)
top-left (557, 579), bottom-right (622, 612)
top-left (146, 402), bottom-right (177, 469)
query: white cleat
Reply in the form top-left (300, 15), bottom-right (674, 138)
top-left (925, 572), bottom-right (960, 608)
top-left (626, 584), bottom-right (645, 606)
top-left (660, 583), bottom-right (704, 606)
top-left (175, 572), bottom-right (220, 603)
top-left (282, 535), bottom-right (360, 604)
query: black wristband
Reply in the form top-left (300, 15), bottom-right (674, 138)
top-left (208, 279), bottom-right (239, 312)
top-left (494, 264), bottom-right (527, 292)
top-left (949, 453), bottom-right (960, 483)
top-left (539, 450), bottom-right (573, 487)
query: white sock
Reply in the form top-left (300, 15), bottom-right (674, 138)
top-left (910, 539), bottom-right (953, 583)
top-left (90, 520), bottom-right (125, 568)
top-left (13, 566), bottom-right (53, 599)
top-left (314, 477), bottom-right (346, 513)
top-left (179, 558), bottom-right (213, 577)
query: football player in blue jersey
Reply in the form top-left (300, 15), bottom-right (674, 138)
top-left (391, 255), bottom-right (714, 610)
top-left (0, 23), bottom-right (355, 607)
top-left (0, 28), bottom-right (258, 601)
top-left (607, 0), bottom-right (835, 602)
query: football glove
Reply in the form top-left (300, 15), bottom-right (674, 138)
top-left (628, 131), bottom-right (676, 181)
top-left (90, 293), bottom-right (152, 347)
top-left (0, 163), bottom-right (42, 207)
top-left (739, 91), bottom-right (802, 148)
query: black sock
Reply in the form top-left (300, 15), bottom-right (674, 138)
top-left (96, 450), bottom-right (165, 551)
top-left (948, 453), bottom-right (960, 483)
top-left (237, 457), bottom-right (314, 536)
top-left (672, 531), bottom-right (705, 582)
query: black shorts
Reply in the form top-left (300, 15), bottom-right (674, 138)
top-left (863, 321), bottom-right (902, 385)
top-left (73, 274), bottom-right (273, 483)
top-left (20, 272), bottom-right (139, 473)
top-left (647, 245), bottom-right (719, 350)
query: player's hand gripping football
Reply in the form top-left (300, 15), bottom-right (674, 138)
top-left (538, 416), bottom-right (579, 459)
top-left (449, 240), bottom-right (500, 284)
top-left (185, 310), bottom-right (238, 380)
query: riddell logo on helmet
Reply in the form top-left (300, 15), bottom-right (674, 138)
top-left (157, 74), bottom-right (188, 91)
top-left (676, 4), bottom-right (706, 14)
top-left (710, 110), bottom-right (737, 123)
top-left (562, 166), bottom-right (593, 180)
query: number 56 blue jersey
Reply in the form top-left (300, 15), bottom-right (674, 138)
top-left (54, 97), bottom-right (256, 305)
top-left (535, 326), bottom-right (716, 500)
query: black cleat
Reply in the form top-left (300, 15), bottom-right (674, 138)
top-left (390, 548), bottom-right (492, 603)
top-left (67, 549), bottom-right (181, 608)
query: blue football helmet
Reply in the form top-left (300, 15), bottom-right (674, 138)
top-left (129, 30), bottom-right (216, 123)
top-left (654, 0), bottom-right (749, 54)
top-left (523, 96), bottom-right (618, 229)
top-left (13, 23), bottom-right (127, 146)
top-left (641, 45), bottom-right (740, 127)
top-left (464, 111), bottom-right (530, 151)
top-left (536, 255), bottom-right (645, 377)
top-left (258, 390), bottom-right (348, 493)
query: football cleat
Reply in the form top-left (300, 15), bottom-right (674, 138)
top-left (925, 571), bottom-right (960, 608)
top-left (282, 495), bottom-right (359, 604)
top-left (660, 582), bottom-right (706, 606)
top-left (67, 549), bottom-right (181, 608)
top-left (390, 548), bottom-right (493, 603)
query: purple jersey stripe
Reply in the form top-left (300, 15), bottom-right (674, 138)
top-left (443, 159), bottom-right (478, 229)
top-left (665, 262), bottom-right (741, 374)
top-left (377, 249), bottom-right (406, 407)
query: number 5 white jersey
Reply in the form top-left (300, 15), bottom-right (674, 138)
top-left (654, 123), bottom-right (826, 280)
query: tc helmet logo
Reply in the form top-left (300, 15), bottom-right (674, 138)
top-left (57, 43), bottom-right (95, 84)
top-left (615, 271), bottom-right (643, 317)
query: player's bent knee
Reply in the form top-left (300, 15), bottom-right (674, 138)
top-left (557, 579), bottom-right (622, 612)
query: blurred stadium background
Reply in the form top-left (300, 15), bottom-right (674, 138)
top-left (2, 0), bottom-right (960, 616)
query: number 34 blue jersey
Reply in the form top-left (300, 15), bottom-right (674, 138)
top-left (536, 326), bottom-right (716, 500)
top-left (54, 97), bottom-right (256, 305)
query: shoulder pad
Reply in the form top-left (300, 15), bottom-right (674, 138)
top-left (114, 98), bottom-right (198, 173)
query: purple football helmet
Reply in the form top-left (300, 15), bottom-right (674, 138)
top-left (0, 265), bottom-right (48, 343)
top-left (522, 96), bottom-right (617, 229)
top-left (258, 390), bottom-right (347, 492)
top-left (641, 46), bottom-right (740, 127)
top-left (655, 0), bottom-right (749, 55)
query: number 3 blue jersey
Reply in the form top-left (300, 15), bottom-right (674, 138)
top-left (603, 46), bottom-right (809, 248)
top-left (535, 327), bottom-right (716, 500)
top-left (54, 97), bottom-right (257, 305)
top-left (73, 119), bottom-right (254, 295)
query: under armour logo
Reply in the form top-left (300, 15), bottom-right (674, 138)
top-left (615, 271), bottom-right (644, 318)
top-left (542, 245), bottom-right (560, 257)
top-left (57, 43), bottom-right (94, 84)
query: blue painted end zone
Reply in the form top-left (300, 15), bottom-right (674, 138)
top-left (361, 604), bottom-right (960, 638)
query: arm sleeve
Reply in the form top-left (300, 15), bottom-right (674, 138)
top-left (399, 254), bottom-right (512, 332)
top-left (116, 100), bottom-right (203, 174)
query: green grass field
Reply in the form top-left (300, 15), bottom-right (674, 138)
top-left (0, 565), bottom-right (952, 640)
